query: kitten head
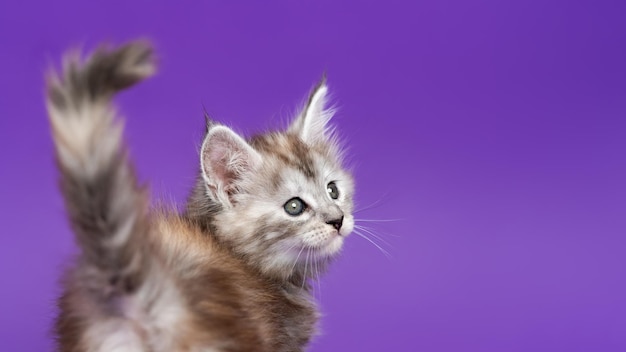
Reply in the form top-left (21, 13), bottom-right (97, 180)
top-left (197, 80), bottom-right (354, 281)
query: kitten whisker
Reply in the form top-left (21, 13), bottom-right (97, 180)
top-left (290, 245), bottom-right (306, 276)
top-left (354, 220), bottom-right (400, 239)
top-left (353, 192), bottom-right (391, 214)
top-left (283, 241), bottom-right (301, 254)
top-left (314, 259), bottom-right (322, 301)
top-left (354, 218), bottom-right (403, 223)
top-left (353, 230), bottom-right (393, 260)
top-left (302, 249), bottom-right (311, 289)
top-left (353, 225), bottom-right (394, 247)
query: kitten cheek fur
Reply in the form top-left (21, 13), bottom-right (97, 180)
top-left (49, 41), bottom-right (354, 351)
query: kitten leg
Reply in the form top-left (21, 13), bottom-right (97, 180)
top-left (46, 42), bottom-right (156, 296)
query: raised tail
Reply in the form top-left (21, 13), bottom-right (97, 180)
top-left (46, 41), bottom-right (155, 295)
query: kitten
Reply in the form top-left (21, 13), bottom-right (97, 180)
top-left (46, 41), bottom-right (354, 351)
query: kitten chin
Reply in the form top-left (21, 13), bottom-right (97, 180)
top-left (47, 40), bottom-right (354, 352)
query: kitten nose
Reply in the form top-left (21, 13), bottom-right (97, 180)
top-left (326, 216), bottom-right (344, 231)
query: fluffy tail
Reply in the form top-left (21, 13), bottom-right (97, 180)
top-left (46, 41), bottom-right (155, 295)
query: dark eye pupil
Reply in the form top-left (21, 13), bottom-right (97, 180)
top-left (284, 197), bottom-right (306, 216)
top-left (327, 182), bottom-right (339, 199)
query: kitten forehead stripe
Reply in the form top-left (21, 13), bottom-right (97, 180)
top-left (251, 134), bottom-right (317, 179)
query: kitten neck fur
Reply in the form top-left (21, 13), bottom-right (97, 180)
top-left (186, 79), bottom-right (355, 285)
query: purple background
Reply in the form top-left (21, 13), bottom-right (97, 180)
top-left (1, 1), bottom-right (625, 351)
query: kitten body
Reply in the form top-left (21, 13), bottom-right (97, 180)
top-left (46, 42), bottom-right (354, 351)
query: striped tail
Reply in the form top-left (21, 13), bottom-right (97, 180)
top-left (46, 41), bottom-right (155, 295)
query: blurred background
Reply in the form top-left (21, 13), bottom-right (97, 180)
top-left (1, 1), bottom-right (625, 351)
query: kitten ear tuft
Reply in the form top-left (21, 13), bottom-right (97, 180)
top-left (289, 77), bottom-right (335, 144)
top-left (202, 106), bottom-right (221, 136)
top-left (201, 125), bottom-right (262, 206)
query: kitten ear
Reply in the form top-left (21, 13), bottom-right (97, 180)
top-left (289, 77), bottom-right (334, 144)
top-left (200, 125), bottom-right (262, 206)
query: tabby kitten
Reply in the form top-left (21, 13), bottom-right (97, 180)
top-left (46, 41), bottom-right (354, 351)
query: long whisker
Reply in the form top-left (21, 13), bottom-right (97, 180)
top-left (290, 245), bottom-right (306, 275)
top-left (355, 218), bottom-right (403, 223)
top-left (353, 193), bottom-right (391, 214)
top-left (283, 240), bottom-right (301, 253)
top-left (314, 258), bottom-right (322, 301)
top-left (354, 224), bottom-right (400, 242)
top-left (354, 221), bottom-right (400, 239)
top-left (306, 249), bottom-right (313, 288)
top-left (355, 228), bottom-right (394, 258)
top-left (353, 230), bottom-right (393, 260)
top-left (354, 224), bottom-right (394, 246)
top-left (302, 249), bottom-right (311, 289)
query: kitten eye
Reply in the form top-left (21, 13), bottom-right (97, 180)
top-left (284, 197), bottom-right (306, 216)
top-left (327, 182), bottom-right (339, 200)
